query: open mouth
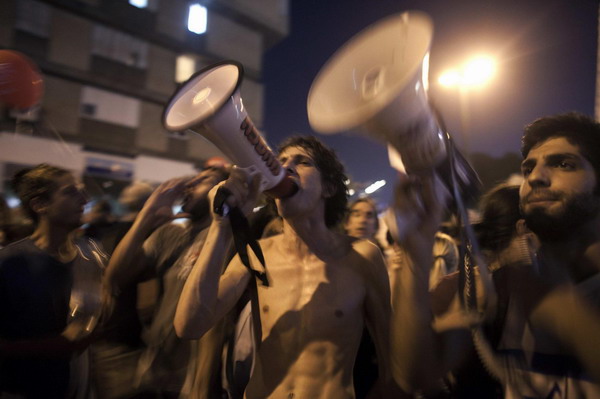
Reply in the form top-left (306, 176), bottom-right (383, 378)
top-left (265, 175), bottom-right (298, 199)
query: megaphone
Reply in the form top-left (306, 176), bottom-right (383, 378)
top-left (163, 60), bottom-right (296, 198)
top-left (307, 11), bottom-right (480, 201)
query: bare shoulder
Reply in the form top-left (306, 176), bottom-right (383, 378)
top-left (346, 237), bottom-right (388, 281)
top-left (351, 237), bottom-right (385, 261)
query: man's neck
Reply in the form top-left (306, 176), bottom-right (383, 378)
top-left (30, 219), bottom-right (76, 262)
top-left (539, 217), bottom-right (600, 283)
top-left (281, 216), bottom-right (347, 261)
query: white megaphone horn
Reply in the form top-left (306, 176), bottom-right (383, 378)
top-left (163, 60), bottom-right (296, 198)
top-left (307, 11), bottom-right (480, 201)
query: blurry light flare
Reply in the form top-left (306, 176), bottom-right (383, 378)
top-left (463, 57), bottom-right (495, 86)
top-left (364, 180), bottom-right (386, 194)
top-left (348, 188), bottom-right (356, 196)
top-left (6, 197), bottom-right (20, 208)
top-left (129, 0), bottom-right (147, 8)
top-left (438, 56), bottom-right (496, 88)
top-left (188, 4), bottom-right (208, 34)
top-left (438, 70), bottom-right (461, 87)
top-left (172, 204), bottom-right (187, 225)
top-left (422, 52), bottom-right (430, 92)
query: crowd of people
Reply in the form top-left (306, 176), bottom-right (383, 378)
top-left (0, 111), bottom-right (599, 399)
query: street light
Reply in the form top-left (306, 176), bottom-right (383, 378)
top-left (438, 56), bottom-right (496, 88)
top-left (437, 56), bottom-right (496, 157)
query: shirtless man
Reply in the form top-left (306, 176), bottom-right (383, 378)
top-left (175, 136), bottom-right (399, 398)
top-left (389, 112), bottom-right (600, 398)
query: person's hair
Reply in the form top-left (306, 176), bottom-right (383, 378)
top-left (278, 136), bottom-right (348, 227)
top-left (118, 181), bottom-right (154, 213)
top-left (203, 165), bottom-right (230, 183)
top-left (473, 183), bottom-right (521, 254)
top-left (345, 197), bottom-right (379, 231)
top-left (11, 163), bottom-right (72, 224)
top-left (521, 112), bottom-right (600, 180)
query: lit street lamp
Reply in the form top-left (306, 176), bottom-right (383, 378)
top-left (438, 56), bottom-right (496, 157)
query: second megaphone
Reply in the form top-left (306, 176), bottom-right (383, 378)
top-left (307, 11), bottom-right (480, 201)
top-left (163, 60), bottom-right (296, 198)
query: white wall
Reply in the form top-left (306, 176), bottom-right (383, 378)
top-left (0, 132), bottom-right (198, 191)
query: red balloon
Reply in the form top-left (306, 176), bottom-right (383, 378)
top-left (0, 50), bottom-right (44, 109)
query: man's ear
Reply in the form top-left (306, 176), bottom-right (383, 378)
top-left (515, 218), bottom-right (530, 236)
top-left (29, 196), bottom-right (48, 217)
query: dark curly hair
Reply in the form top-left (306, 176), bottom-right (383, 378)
top-left (278, 136), bottom-right (348, 228)
top-left (521, 112), bottom-right (600, 181)
top-left (11, 164), bottom-right (71, 224)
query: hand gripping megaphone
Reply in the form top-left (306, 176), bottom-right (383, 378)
top-left (163, 60), bottom-right (296, 199)
top-left (307, 11), bottom-right (480, 202)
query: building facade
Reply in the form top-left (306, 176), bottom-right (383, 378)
top-left (0, 0), bottom-right (288, 202)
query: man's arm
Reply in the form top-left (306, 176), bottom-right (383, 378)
top-left (104, 178), bottom-right (187, 294)
top-left (505, 261), bottom-right (600, 382)
top-left (174, 168), bottom-right (260, 339)
top-left (531, 286), bottom-right (600, 381)
top-left (174, 219), bottom-right (250, 339)
top-left (388, 174), bottom-right (472, 393)
top-left (0, 317), bottom-right (97, 358)
top-left (357, 240), bottom-right (404, 397)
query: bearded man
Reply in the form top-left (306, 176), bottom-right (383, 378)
top-left (389, 112), bottom-right (600, 399)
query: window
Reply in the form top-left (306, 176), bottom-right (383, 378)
top-left (80, 86), bottom-right (141, 128)
top-left (92, 25), bottom-right (149, 68)
top-left (175, 55), bottom-right (203, 83)
top-left (128, 0), bottom-right (159, 11)
top-left (129, 0), bottom-right (147, 8)
top-left (188, 4), bottom-right (208, 34)
top-left (15, 0), bottom-right (50, 38)
top-left (175, 54), bottom-right (210, 83)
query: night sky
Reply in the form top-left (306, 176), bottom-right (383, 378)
top-left (262, 0), bottom-right (598, 206)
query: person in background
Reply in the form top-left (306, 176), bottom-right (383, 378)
top-left (0, 164), bottom-right (105, 398)
top-left (82, 198), bottom-right (115, 244)
top-left (344, 197), bottom-right (381, 245)
top-left (390, 112), bottom-right (600, 398)
top-left (343, 197), bottom-right (385, 399)
top-left (104, 166), bottom-right (229, 398)
top-left (88, 181), bottom-right (156, 399)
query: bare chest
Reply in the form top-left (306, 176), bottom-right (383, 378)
top-left (256, 255), bottom-right (367, 339)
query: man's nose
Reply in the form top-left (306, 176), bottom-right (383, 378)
top-left (527, 165), bottom-right (551, 188)
top-left (282, 160), bottom-right (297, 176)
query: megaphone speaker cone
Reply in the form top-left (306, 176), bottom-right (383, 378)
top-left (164, 61), bottom-right (243, 131)
top-left (307, 11), bottom-right (434, 134)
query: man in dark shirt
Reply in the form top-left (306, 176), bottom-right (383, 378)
top-left (0, 163), bottom-right (104, 398)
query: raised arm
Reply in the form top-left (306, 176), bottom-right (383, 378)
top-left (104, 178), bottom-right (189, 294)
top-left (503, 258), bottom-right (600, 382)
top-left (388, 174), bottom-right (471, 392)
top-left (174, 168), bottom-right (260, 339)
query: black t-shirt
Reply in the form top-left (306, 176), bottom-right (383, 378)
top-left (0, 238), bottom-right (73, 397)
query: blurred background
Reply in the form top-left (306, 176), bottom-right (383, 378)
top-left (0, 0), bottom-right (598, 214)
